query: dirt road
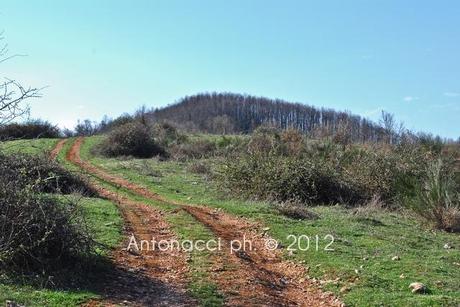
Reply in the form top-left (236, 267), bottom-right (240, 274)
top-left (66, 138), bottom-right (195, 306)
top-left (60, 137), bottom-right (342, 307)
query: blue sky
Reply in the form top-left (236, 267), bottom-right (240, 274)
top-left (1, 0), bottom-right (459, 138)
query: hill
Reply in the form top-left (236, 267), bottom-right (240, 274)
top-left (151, 92), bottom-right (389, 143)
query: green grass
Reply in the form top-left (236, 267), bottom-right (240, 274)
top-left (0, 285), bottom-right (95, 307)
top-left (0, 138), bottom-right (59, 155)
top-left (81, 135), bottom-right (460, 307)
top-left (80, 196), bottom-right (123, 252)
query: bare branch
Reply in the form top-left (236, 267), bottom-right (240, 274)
top-left (0, 33), bottom-right (41, 127)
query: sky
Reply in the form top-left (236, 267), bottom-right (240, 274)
top-left (1, 0), bottom-right (459, 138)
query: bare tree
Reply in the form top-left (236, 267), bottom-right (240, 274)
top-left (379, 111), bottom-right (396, 144)
top-left (0, 33), bottom-right (40, 126)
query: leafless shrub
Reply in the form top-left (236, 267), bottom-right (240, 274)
top-left (169, 139), bottom-right (216, 161)
top-left (351, 195), bottom-right (386, 218)
top-left (0, 181), bottom-right (94, 269)
top-left (0, 152), bottom-right (95, 196)
top-left (187, 161), bottom-right (211, 175)
top-left (273, 199), bottom-right (318, 220)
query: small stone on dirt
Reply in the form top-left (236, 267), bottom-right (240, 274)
top-left (409, 282), bottom-right (427, 294)
top-left (127, 247), bottom-right (140, 256)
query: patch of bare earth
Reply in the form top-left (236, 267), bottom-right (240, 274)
top-left (69, 137), bottom-right (343, 306)
top-left (50, 139), bottom-right (67, 160)
top-left (62, 138), bottom-right (196, 307)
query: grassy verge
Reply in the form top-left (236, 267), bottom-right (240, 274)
top-left (0, 138), bottom-right (59, 155)
top-left (81, 136), bottom-right (460, 306)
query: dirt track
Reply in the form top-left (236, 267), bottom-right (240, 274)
top-left (66, 138), bottom-right (195, 306)
top-left (62, 137), bottom-right (343, 307)
top-left (50, 138), bottom-right (67, 160)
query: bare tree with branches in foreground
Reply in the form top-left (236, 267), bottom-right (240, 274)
top-left (0, 32), bottom-right (40, 126)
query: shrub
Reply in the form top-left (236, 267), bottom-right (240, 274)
top-left (0, 153), bottom-right (94, 195)
top-left (217, 154), bottom-right (361, 205)
top-left (0, 186), bottom-right (94, 268)
top-left (153, 122), bottom-right (187, 147)
top-left (187, 161), bottom-right (211, 175)
top-left (0, 119), bottom-right (60, 140)
top-left (99, 122), bottom-right (166, 158)
top-left (280, 129), bottom-right (305, 156)
top-left (273, 199), bottom-right (318, 220)
top-left (169, 139), bottom-right (217, 161)
top-left (411, 159), bottom-right (460, 232)
top-left (217, 133), bottom-right (442, 207)
top-left (247, 126), bottom-right (281, 156)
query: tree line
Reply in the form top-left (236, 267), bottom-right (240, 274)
top-left (150, 92), bottom-right (457, 144)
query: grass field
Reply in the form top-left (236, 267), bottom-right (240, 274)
top-left (0, 138), bottom-right (59, 155)
top-left (80, 135), bottom-right (460, 307)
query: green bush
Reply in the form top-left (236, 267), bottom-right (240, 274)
top-left (218, 154), bottom-right (361, 204)
top-left (99, 122), bottom-right (166, 158)
top-left (217, 131), bottom-right (440, 207)
top-left (410, 159), bottom-right (460, 232)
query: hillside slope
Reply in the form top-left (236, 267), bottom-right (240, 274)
top-left (151, 93), bottom-right (387, 142)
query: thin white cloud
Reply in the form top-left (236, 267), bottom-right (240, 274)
top-left (403, 96), bottom-right (419, 102)
top-left (443, 92), bottom-right (459, 97)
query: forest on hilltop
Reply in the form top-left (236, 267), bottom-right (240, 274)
top-left (150, 93), bottom-right (401, 143)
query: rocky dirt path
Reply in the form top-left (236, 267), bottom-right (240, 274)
top-left (62, 139), bottom-right (196, 307)
top-left (66, 137), bottom-right (343, 307)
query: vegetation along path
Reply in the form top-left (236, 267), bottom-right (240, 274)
top-left (61, 137), bottom-right (343, 307)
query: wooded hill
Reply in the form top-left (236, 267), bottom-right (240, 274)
top-left (150, 92), bottom-right (391, 143)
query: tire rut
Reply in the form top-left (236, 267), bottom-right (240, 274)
top-left (50, 139), bottom-right (67, 160)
